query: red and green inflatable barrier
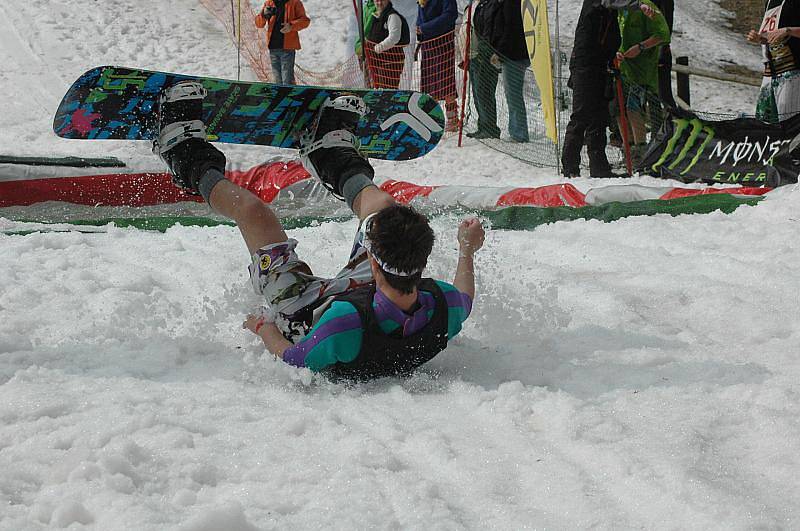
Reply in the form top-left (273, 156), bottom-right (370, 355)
top-left (0, 158), bottom-right (770, 232)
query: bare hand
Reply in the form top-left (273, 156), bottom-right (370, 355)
top-left (640, 4), bottom-right (655, 18)
top-left (280, 22), bottom-right (292, 33)
top-left (242, 306), bottom-right (276, 335)
top-left (261, 3), bottom-right (275, 18)
top-left (457, 218), bottom-right (485, 257)
top-left (622, 46), bottom-right (642, 60)
top-left (764, 28), bottom-right (790, 44)
top-left (746, 29), bottom-right (767, 44)
top-left (243, 314), bottom-right (266, 335)
top-left (416, 26), bottom-right (422, 36)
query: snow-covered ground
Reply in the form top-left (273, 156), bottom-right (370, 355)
top-left (2, 0), bottom-right (800, 529)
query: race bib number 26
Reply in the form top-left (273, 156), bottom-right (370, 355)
top-left (760, 2), bottom-right (785, 33)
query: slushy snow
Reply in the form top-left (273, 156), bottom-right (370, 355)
top-left (1, 0), bottom-right (799, 529)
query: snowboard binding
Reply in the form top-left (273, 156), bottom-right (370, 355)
top-left (153, 80), bottom-right (226, 195)
top-left (299, 95), bottom-right (374, 201)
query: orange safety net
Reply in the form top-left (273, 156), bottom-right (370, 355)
top-left (199, 0), bottom-right (272, 81)
top-left (363, 43), bottom-right (407, 90)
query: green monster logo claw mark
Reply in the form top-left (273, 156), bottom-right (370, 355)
top-left (651, 118), bottom-right (690, 173)
top-left (651, 118), bottom-right (715, 175)
top-left (680, 122), bottom-right (716, 175)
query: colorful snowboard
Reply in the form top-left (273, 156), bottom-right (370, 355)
top-left (53, 66), bottom-right (445, 161)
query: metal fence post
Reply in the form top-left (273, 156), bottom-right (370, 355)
top-left (676, 55), bottom-right (690, 107)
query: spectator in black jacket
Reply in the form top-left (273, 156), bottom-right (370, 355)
top-left (561, 0), bottom-right (654, 178)
top-left (467, 0), bottom-right (530, 142)
top-left (365, 0), bottom-right (410, 89)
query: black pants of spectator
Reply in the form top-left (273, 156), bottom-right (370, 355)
top-left (561, 67), bottom-right (613, 177)
top-left (657, 46), bottom-right (675, 108)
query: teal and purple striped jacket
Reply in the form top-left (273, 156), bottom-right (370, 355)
top-left (283, 280), bottom-right (472, 371)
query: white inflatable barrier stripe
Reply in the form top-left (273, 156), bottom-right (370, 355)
top-left (585, 185), bottom-right (675, 206)
top-left (0, 156), bottom-right (774, 211)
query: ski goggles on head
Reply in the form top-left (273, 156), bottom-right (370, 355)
top-left (362, 215), bottom-right (423, 278)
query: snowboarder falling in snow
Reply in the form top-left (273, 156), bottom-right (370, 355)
top-left (151, 81), bottom-right (484, 380)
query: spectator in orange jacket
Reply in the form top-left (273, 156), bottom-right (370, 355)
top-left (255, 0), bottom-right (311, 85)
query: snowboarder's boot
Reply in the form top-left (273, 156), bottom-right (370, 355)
top-left (299, 95), bottom-right (374, 201)
top-left (153, 80), bottom-right (226, 195)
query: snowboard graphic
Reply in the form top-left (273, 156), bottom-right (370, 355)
top-left (53, 66), bottom-right (445, 161)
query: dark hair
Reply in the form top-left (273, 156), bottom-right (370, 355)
top-left (366, 204), bottom-right (435, 294)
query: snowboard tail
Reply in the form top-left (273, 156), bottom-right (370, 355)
top-left (53, 66), bottom-right (445, 161)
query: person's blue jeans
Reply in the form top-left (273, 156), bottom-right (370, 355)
top-left (269, 49), bottom-right (296, 85)
top-left (502, 58), bottom-right (530, 143)
top-left (469, 41), bottom-right (530, 142)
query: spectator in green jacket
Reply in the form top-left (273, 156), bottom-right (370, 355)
top-left (615, 0), bottom-right (670, 158)
top-left (355, 0), bottom-right (378, 58)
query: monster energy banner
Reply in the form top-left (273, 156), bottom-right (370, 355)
top-left (638, 109), bottom-right (800, 187)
